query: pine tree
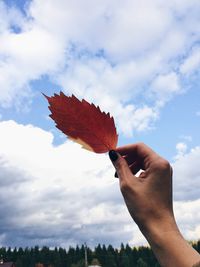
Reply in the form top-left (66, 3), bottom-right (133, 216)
top-left (136, 257), bottom-right (148, 267)
top-left (94, 244), bottom-right (103, 265)
top-left (105, 251), bottom-right (116, 267)
top-left (119, 251), bottom-right (130, 267)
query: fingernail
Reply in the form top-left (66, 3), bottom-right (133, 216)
top-left (109, 150), bottom-right (118, 162)
top-left (114, 171), bottom-right (118, 178)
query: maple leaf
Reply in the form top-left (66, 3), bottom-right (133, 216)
top-left (44, 92), bottom-right (118, 153)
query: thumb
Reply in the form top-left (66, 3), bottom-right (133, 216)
top-left (109, 150), bottom-right (133, 181)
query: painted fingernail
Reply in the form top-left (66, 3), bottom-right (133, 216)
top-left (109, 150), bottom-right (118, 161)
top-left (114, 171), bottom-right (118, 178)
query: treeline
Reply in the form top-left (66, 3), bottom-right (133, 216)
top-left (0, 240), bottom-right (200, 267)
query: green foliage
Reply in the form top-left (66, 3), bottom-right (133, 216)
top-left (70, 259), bottom-right (85, 267)
top-left (136, 257), bottom-right (148, 267)
top-left (0, 239), bottom-right (199, 267)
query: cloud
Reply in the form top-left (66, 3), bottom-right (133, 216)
top-left (0, 17), bottom-right (65, 107)
top-left (56, 56), bottom-right (160, 135)
top-left (173, 145), bottom-right (200, 201)
top-left (149, 72), bottom-right (181, 107)
top-left (174, 142), bottom-right (188, 159)
top-left (0, 120), bottom-right (200, 247)
top-left (0, 0), bottom-right (200, 134)
top-left (174, 199), bottom-right (200, 241)
top-left (0, 1), bottom-right (25, 34)
top-left (179, 135), bottom-right (192, 142)
top-left (180, 46), bottom-right (200, 75)
top-left (0, 120), bottom-right (136, 247)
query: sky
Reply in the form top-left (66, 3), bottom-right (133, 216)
top-left (0, 0), bottom-right (200, 249)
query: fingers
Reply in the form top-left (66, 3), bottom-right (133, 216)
top-left (114, 161), bottom-right (141, 178)
top-left (129, 161), bottom-right (142, 175)
top-left (109, 150), bottom-right (135, 182)
top-left (116, 142), bottom-right (158, 170)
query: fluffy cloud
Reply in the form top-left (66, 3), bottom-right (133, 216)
top-left (173, 145), bottom-right (200, 201)
top-left (0, 0), bottom-right (200, 134)
top-left (0, 120), bottom-right (200, 247)
top-left (172, 143), bottom-right (200, 239)
top-left (0, 120), bottom-right (136, 247)
top-left (174, 199), bottom-right (200, 241)
top-left (150, 72), bottom-right (181, 107)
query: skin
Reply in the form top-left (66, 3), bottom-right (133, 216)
top-left (109, 143), bottom-right (200, 267)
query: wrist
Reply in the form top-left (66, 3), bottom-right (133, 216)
top-left (139, 215), bottom-right (200, 267)
top-left (138, 213), bottom-right (182, 250)
top-left (139, 213), bottom-right (179, 238)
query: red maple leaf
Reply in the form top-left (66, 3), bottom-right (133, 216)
top-left (44, 92), bottom-right (118, 153)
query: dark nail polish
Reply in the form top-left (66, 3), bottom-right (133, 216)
top-left (114, 171), bottom-right (118, 178)
top-left (109, 150), bottom-right (118, 161)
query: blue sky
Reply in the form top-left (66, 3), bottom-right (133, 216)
top-left (0, 0), bottom-right (200, 248)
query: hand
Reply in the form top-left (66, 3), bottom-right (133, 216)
top-left (109, 142), bottom-right (175, 232)
top-left (109, 143), bottom-right (200, 267)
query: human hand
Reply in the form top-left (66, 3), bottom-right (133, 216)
top-left (109, 143), bottom-right (200, 267)
top-left (109, 142), bottom-right (175, 232)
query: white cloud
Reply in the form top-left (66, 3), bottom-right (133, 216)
top-left (176, 142), bottom-right (187, 153)
top-left (0, 0), bottom-right (200, 134)
top-left (0, 120), bottom-right (200, 247)
top-left (27, 0), bottom-right (172, 62)
top-left (173, 145), bottom-right (200, 201)
top-left (57, 56), bottom-right (160, 135)
top-left (174, 199), bottom-right (200, 241)
top-left (174, 142), bottom-right (188, 159)
top-left (150, 72), bottom-right (181, 107)
top-left (0, 1), bottom-right (25, 34)
top-left (0, 120), bottom-right (135, 247)
top-left (180, 47), bottom-right (200, 75)
top-left (0, 23), bottom-right (65, 107)
top-left (116, 104), bottom-right (158, 134)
